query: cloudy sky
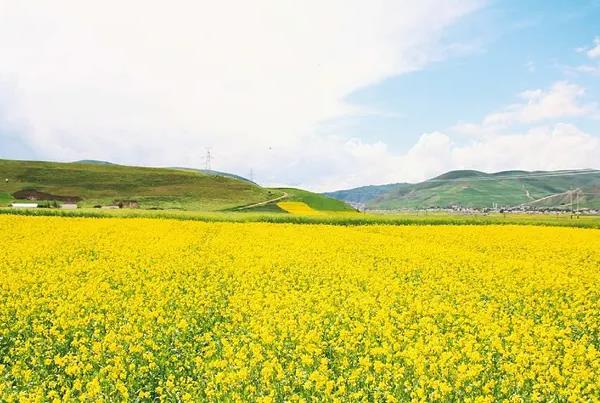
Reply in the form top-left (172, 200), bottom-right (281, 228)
top-left (1, 0), bottom-right (599, 191)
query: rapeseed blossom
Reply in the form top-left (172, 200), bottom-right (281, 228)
top-left (276, 202), bottom-right (322, 215)
top-left (0, 215), bottom-right (598, 401)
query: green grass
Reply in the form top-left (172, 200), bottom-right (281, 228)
top-left (324, 183), bottom-right (410, 204)
top-left (236, 203), bottom-right (287, 213)
top-left (0, 192), bottom-right (13, 206)
top-left (273, 188), bottom-right (356, 211)
top-left (0, 159), bottom-right (281, 211)
top-left (2, 208), bottom-right (598, 229)
top-left (237, 187), bottom-right (356, 213)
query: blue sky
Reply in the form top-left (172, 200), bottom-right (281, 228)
top-left (0, 0), bottom-right (598, 190)
top-left (327, 0), bottom-right (600, 151)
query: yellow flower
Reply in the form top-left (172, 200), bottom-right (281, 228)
top-left (0, 215), bottom-right (598, 401)
top-left (86, 378), bottom-right (101, 397)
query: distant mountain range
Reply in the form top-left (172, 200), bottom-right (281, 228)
top-left (324, 169), bottom-right (600, 210)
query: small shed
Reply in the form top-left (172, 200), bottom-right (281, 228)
top-left (61, 203), bottom-right (78, 210)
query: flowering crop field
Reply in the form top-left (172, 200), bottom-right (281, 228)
top-left (276, 202), bottom-right (322, 215)
top-left (0, 215), bottom-right (599, 402)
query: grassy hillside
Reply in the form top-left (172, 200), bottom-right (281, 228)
top-left (238, 187), bottom-right (355, 213)
top-left (172, 167), bottom-right (255, 184)
top-left (0, 159), bottom-right (280, 211)
top-left (324, 183), bottom-right (410, 205)
top-left (327, 169), bottom-right (600, 210)
top-left (275, 188), bottom-right (356, 211)
top-left (74, 159), bottom-right (115, 165)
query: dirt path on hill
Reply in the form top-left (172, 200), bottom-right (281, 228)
top-left (515, 189), bottom-right (575, 208)
top-left (236, 192), bottom-right (288, 210)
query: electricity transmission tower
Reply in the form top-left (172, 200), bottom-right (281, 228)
top-left (569, 189), bottom-right (573, 214)
top-left (205, 148), bottom-right (212, 170)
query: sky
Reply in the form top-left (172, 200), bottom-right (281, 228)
top-left (0, 0), bottom-right (599, 191)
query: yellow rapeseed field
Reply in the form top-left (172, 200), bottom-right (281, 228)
top-left (276, 202), bottom-right (322, 215)
top-left (0, 215), bottom-right (599, 402)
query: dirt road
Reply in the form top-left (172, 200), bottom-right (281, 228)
top-left (236, 192), bottom-right (288, 210)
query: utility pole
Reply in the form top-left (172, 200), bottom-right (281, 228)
top-left (205, 148), bottom-right (212, 171)
top-left (569, 189), bottom-right (574, 218)
top-left (249, 168), bottom-right (254, 182)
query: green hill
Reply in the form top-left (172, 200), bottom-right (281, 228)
top-left (238, 187), bottom-right (356, 213)
top-left (171, 167), bottom-right (255, 184)
top-left (323, 183), bottom-right (410, 205)
top-left (325, 169), bottom-right (600, 210)
top-left (74, 159), bottom-right (116, 165)
top-left (0, 159), bottom-right (281, 211)
top-left (276, 188), bottom-right (356, 211)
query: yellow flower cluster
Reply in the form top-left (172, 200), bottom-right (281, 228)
top-left (276, 201), bottom-right (322, 215)
top-left (0, 215), bottom-right (599, 402)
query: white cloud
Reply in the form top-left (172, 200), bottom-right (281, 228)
top-left (326, 131), bottom-right (453, 187)
top-left (483, 82), bottom-right (595, 126)
top-left (585, 37), bottom-right (600, 59)
top-left (574, 64), bottom-right (600, 75)
top-left (0, 0), bottom-right (481, 184)
top-left (449, 124), bottom-right (600, 172)
top-left (571, 37), bottom-right (600, 76)
top-left (306, 123), bottom-right (599, 191)
top-left (453, 82), bottom-right (597, 137)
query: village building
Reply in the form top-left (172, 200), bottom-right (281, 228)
top-left (11, 203), bottom-right (38, 208)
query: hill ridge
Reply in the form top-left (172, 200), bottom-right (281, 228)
top-left (0, 158), bottom-right (275, 211)
top-left (1, 158), bottom-right (353, 212)
top-left (325, 169), bottom-right (600, 210)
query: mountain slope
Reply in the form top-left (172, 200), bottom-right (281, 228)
top-left (324, 183), bottom-right (411, 205)
top-left (0, 159), bottom-right (280, 210)
top-left (325, 169), bottom-right (600, 210)
top-left (237, 187), bottom-right (356, 213)
top-left (275, 188), bottom-right (356, 211)
top-left (171, 167), bottom-right (255, 184)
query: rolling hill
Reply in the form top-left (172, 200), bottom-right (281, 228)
top-left (237, 187), bottom-right (356, 213)
top-left (323, 183), bottom-right (411, 205)
top-left (0, 159), bottom-right (279, 211)
top-left (171, 167), bottom-right (256, 184)
top-left (325, 169), bottom-right (600, 210)
top-left (0, 159), bottom-right (354, 213)
top-left (274, 188), bottom-right (356, 211)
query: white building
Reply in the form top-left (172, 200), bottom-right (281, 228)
top-left (11, 203), bottom-right (38, 208)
